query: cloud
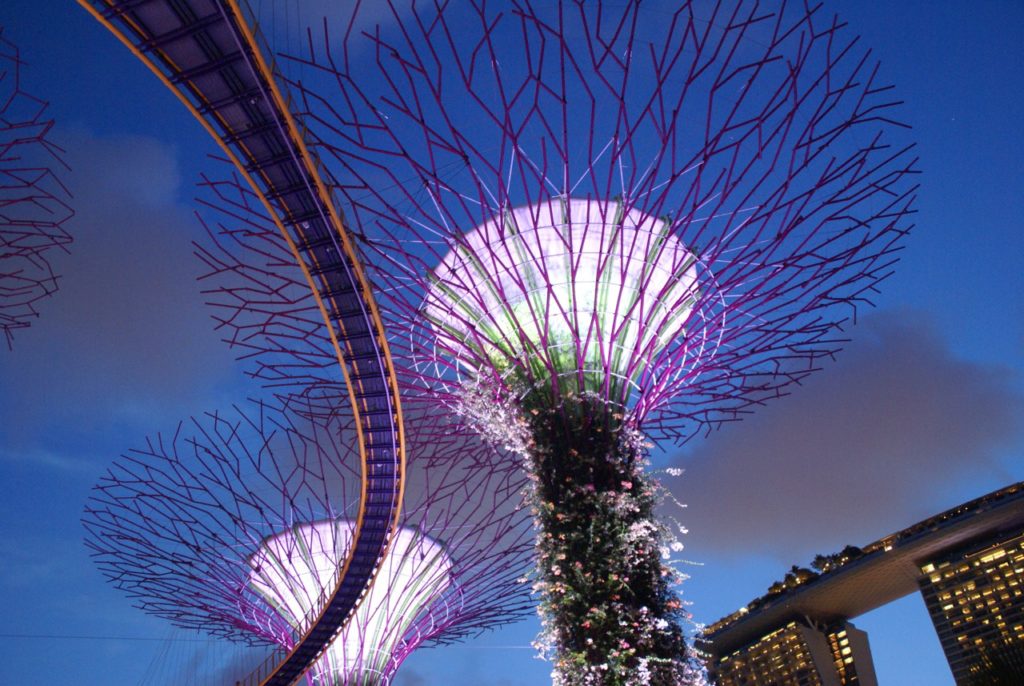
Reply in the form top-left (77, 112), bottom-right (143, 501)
top-left (0, 534), bottom-right (78, 590)
top-left (0, 446), bottom-right (95, 474)
top-left (394, 669), bottom-right (428, 686)
top-left (0, 128), bottom-right (244, 456)
top-left (187, 641), bottom-right (267, 686)
top-left (673, 309), bottom-right (1024, 561)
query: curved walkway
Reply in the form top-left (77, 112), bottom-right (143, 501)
top-left (77, 1), bottom-right (406, 684)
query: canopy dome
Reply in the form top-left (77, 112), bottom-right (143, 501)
top-left (424, 197), bottom-right (699, 402)
top-left (250, 521), bottom-right (453, 685)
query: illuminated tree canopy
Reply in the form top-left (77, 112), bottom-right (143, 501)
top-left (84, 1), bottom-right (917, 683)
top-left (84, 399), bottom-right (535, 685)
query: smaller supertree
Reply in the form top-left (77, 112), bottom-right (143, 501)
top-left (83, 399), bottom-right (535, 685)
top-left (0, 27), bottom-right (72, 347)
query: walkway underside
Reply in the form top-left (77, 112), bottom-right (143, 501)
top-left (78, 1), bottom-right (405, 684)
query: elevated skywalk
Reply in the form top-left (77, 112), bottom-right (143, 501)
top-left (76, 1), bottom-right (406, 683)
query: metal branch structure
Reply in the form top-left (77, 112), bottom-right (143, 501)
top-left (0, 27), bottom-right (72, 348)
top-left (76, 2), bottom-right (405, 683)
top-left (267, 1), bottom-right (919, 683)
top-left (83, 398), bottom-right (535, 686)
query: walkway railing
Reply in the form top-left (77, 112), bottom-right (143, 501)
top-left (77, 1), bottom-right (406, 683)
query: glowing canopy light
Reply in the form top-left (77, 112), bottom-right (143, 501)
top-left (250, 521), bottom-right (453, 685)
top-left (424, 197), bottom-right (698, 399)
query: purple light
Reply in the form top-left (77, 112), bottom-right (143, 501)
top-left (84, 400), bottom-right (535, 682)
top-left (294, 0), bottom-right (917, 438)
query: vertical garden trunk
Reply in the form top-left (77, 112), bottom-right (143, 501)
top-left (525, 392), bottom-right (687, 685)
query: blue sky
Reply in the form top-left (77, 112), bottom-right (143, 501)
top-left (0, 1), bottom-right (1021, 685)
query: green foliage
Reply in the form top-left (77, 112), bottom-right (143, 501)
top-left (523, 392), bottom-right (689, 685)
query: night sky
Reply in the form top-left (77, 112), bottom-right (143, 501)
top-left (0, 2), bottom-right (1021, 685)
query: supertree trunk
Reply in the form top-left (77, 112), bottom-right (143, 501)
top-left (524, 392), bottom-right (687, 684)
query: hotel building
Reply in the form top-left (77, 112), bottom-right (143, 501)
top-left (710, 620), bottom-right (876, 686)
top-left (703, 482), bottom-right (1024, 685)
top-left (919, 531), bottom-right (1024, 682)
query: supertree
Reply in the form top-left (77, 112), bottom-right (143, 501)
top-left (81, 164), bottom-right (537, 685)
top-left (263, 1), bottom-right (918, 683)
top-left (0, 26), bottom-right (73, 348)
top-left (83, 397), bottom-right (535, 685)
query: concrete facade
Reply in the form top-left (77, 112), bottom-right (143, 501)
top-left (709, 620), bottom-right (876, 686)
top-left (920, 531), bottom-right (1024, 683)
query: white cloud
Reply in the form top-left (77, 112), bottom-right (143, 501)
top-left (0, 446), bottom-right (95, 474)
top-left (673, 309), bottom-right (1024, 561)
top-left (0, 128), bottom-right (246, 452)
